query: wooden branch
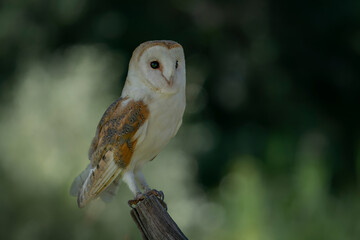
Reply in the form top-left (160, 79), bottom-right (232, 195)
top-left (130, 195), bottom-right (188, 240)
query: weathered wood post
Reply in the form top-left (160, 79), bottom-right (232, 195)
top-left (130, 194), bottom-right (188, 240)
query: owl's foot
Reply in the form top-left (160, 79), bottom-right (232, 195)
top-left (144, 189), bottom-right (167, 210)
top-left (145, 189), bottom-right (165, 202)
top-left (128, 189), bottom-right (167, 210)
top-left (128, 192), bottom-right (146, 208)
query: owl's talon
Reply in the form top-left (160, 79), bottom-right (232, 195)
top-left (128, 189), bottom-right (167, 209)
top-left (145, 189), bottom-right (167, 210)
top-left (146, 189), bottom-right (164, 200)
top-left (159, 191), bottom-right (165, 201)
top-left (128, 192), bottom-right (146, 208)
top-left (128, 200), bottom-right (136, 208)
top-left (157, 190), bottom-right (164, 201)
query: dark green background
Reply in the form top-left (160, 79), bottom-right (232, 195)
top-left (1, 0), bottom-right (359, 239)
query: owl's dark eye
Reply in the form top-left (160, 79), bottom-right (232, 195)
top-left (150, 61), bottom-right (160, 69)
top-left (175, 60), bottom-right (179, 69)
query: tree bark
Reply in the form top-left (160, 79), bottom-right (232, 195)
top-left (130, 195), bottom-right (188, 240)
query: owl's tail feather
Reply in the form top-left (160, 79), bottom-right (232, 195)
top-left (70, 164), bottom-right (91, 197)
top-left (70, 164), bottom-right (97, 207)
top-left (76, 166), bottom-right (97, 208)
top-left (70, 160), bottom-right (124, 208)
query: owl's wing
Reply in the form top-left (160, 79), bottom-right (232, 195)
top-left (71, 98), bottom-right (149, 208)
top-left (99, 174), bottom-right (122, 202)
top-left (88, 97), bottom-right (124, 161)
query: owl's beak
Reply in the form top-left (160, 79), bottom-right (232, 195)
top-left (162, 66), bottom-right (174, 87)
top-left (165, 75), bottom-right (174, 87)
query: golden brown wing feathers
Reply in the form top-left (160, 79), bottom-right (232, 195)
top-left (76, 98), bottom-right (149, 207)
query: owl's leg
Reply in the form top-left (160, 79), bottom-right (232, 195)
top-left (135, 170), bottom-right (165, 202)
top-left (123, 171), bottom-right (141, 197)
top-left (135, 170), bottom-right (151, 192)
top-left (124, 171), bottom-right (150, 207)
top-left (126, 170), bottom-right (165, 208)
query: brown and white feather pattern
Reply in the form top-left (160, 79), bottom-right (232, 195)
top-left (72, 97), bottom-right (149, 207)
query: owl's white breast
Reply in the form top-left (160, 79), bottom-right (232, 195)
top-left (127, 90), bottom-right (185, 171)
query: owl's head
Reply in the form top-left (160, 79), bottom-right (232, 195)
top-left (124, 40), bottom-right (186, 97)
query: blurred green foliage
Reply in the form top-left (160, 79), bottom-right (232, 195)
top-left (0, 0), bottom-right (360, 239)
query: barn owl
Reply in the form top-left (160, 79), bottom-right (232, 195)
top-left (70, 40), bottom-right (186, 208)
